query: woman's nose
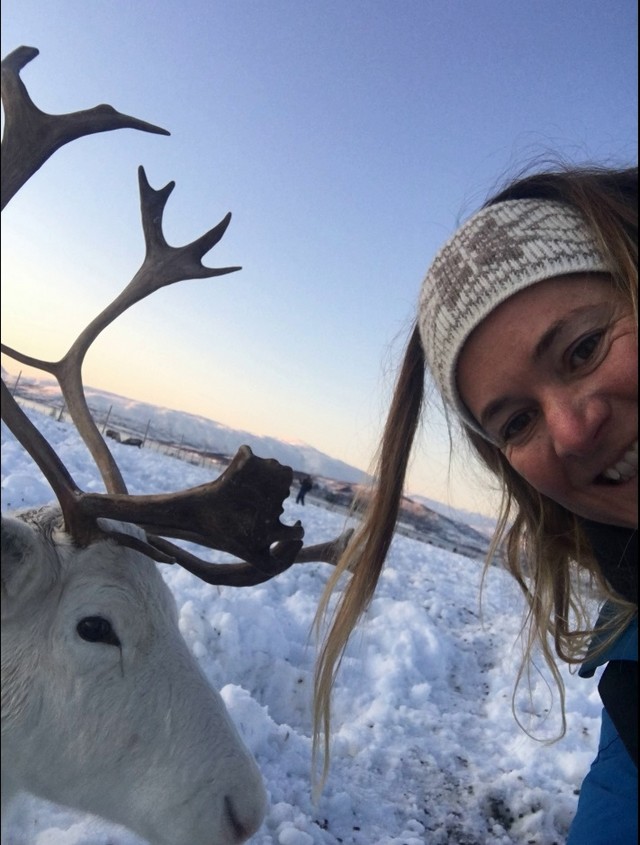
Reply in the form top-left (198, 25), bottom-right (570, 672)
top-left (545, 390), bottom-right (610, 457)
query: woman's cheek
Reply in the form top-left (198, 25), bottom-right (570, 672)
top-left (506, 449), bottom-right (548, 494)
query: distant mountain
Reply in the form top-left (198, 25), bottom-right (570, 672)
top-left (412, 495), bottom-right (497, 538)
top-left (306, 479), bottom-right (493, 562)
top-left (6, 371), bottom-right (494, 561)
top-left (7, 372), bottom-right (368, 485)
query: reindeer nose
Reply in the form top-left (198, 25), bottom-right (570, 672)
top-left (223, 793), bottom-right (264, 843)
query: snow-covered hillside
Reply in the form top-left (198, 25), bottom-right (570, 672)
top-left (5, 371), bottom-right (368, 485)
top-left (1, 402), bottom-right (603, 845)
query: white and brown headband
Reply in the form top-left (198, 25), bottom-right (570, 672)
top-left (417, 198), bottom-right (611, 438)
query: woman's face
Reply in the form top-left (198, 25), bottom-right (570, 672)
top-left (457, 274), bottom-right (638, 529)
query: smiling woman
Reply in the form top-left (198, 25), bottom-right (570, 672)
top-left (458, 273), bottom-right (638, 529)
top-left (313, 164), bottom-right (638, 844)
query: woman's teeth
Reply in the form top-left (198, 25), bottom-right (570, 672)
top-left (601, 440), bottom-right (638, 482)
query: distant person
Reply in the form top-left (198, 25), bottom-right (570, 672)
top-left (313, 164), bottom-right (637, 843)
top-left (296, 475), bottom-right (313, 505)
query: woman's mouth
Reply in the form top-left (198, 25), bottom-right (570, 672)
top-left (598, 440), bottom-right (638, 484)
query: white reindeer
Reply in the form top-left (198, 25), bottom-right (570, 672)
top-left (1, 45), bottom-right (346, 845)
top-left (1, 507), bottom-right (267, 845)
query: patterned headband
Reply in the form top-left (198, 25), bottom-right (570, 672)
top-left (417, 198), bottom-right (610, 438)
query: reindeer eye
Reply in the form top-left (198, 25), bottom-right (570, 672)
top-left (77, 616), bottom-right (121, 647)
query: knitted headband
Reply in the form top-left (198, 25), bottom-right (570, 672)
top-left (417, 198), bottom-right (611, 438)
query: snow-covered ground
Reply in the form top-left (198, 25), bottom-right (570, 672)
top-left (1, 406), bottom-right (604, 845)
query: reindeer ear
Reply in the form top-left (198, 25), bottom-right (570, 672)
top-left (1, 515), bottom-right (48, 601)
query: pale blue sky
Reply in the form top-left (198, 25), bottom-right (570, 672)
top-left (2, 1), bottom-right (637, 514)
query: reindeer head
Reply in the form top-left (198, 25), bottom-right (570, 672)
top-left (1, 505), bottom-right (268, 844)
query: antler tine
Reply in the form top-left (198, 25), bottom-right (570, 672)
top-left (140, 536), bottom-right (305, 587)
top-left (1, 46), bottom-right (170, 211)
top-left (137, 167), bottom-right (242, 284)
top-left (105, 525), bottom-right (355, 587)
top-left (293, 528), bottom-right (355, 566)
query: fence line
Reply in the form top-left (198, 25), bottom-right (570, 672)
top-left (12, 394), bottom-right (228, 475)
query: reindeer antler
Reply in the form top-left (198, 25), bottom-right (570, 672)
top-left (1, 45), bottom-right (347, 585)
top-left (2, 165), bottom-right (241, 495)
top-left (1, 46), bottom-right (171, 211)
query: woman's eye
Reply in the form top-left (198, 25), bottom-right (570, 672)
top-left (502, 410), bottom-right (534, 443)
top-left (569, 331), bottom-right (603, 368)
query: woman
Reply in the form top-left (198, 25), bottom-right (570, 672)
top-left (313, 165), bottom-right (637, 842)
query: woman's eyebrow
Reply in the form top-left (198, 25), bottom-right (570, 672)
top-left (533, 305), bottom-right (605, 362)
top-left (533, 318), bottom-right (566, 361)
top-left (479, 396), bottom-right (511, 430)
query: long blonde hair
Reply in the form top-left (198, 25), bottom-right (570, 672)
top-left (313, 164), bottom-right (638, 786)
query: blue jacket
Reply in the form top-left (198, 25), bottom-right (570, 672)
top-left (567, 613), bottom-right (638, 845)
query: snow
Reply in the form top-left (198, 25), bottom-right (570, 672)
top-left (1, 404), bottom-right (602, 845)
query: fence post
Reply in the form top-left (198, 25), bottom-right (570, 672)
top-left (11, 371), bottom-right (22, 396)
top-left (101, 405), bottom-right (113, 435)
